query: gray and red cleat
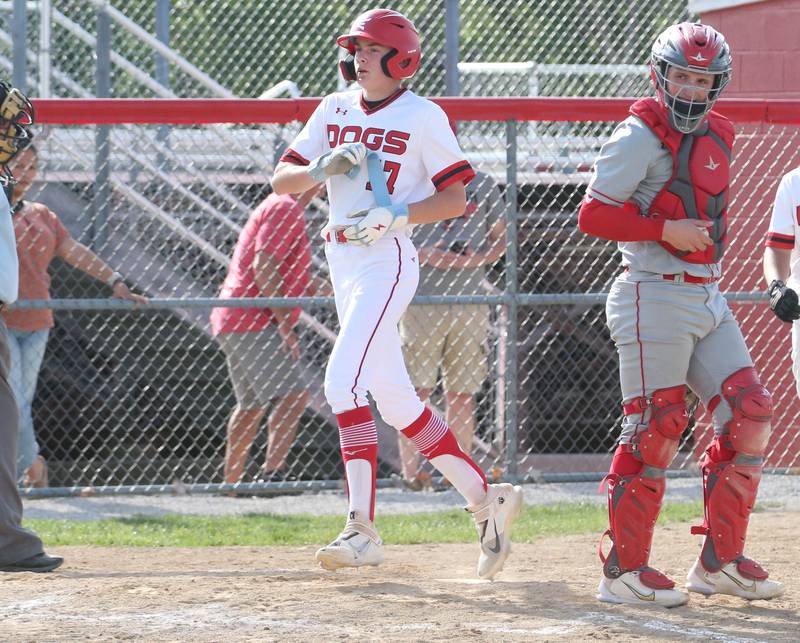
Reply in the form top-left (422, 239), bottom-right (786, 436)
top-left (598, 566), bottom-right (689, 607)
top-left (686, 557), bottom-right (784, 600)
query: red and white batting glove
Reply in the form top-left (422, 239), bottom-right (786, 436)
top-left (307, 142), bottom-right (367, 183)
top-left (342, 204), bottom-right (409, 247)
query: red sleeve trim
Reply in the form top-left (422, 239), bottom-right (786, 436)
top-left (766, 232), bottom-right (795, 248)
top-left (587, 187), bottom-right (625, 207)
top-left (280, 148), bottom-right (310, 166)
top-left (578, 196), bottom-right (664, 242)
top-left (432, 161), bottom-right (476, 191)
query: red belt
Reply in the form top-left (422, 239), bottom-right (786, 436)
top-left (622, 267), bottom-right (718, 285)
top-left (661, 272), bottom-right (719, 285)
top-left (324, 230), bottom-right (349, 244)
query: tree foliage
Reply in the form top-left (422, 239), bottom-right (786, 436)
top-left (43, 0), bottom-right (691, 98)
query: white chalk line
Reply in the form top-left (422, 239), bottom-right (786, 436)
top-left (0, 593), bottom-right (772, 641)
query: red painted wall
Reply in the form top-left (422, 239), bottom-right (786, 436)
top-left (696, 1), bottom-right (800, 469)
top-left (704, 0), bottom-right (800, 99)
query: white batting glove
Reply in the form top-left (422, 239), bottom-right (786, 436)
top-left (307, 142), bottom-right (367, 182)
top-left (342, 204), bottom-right (409, 246)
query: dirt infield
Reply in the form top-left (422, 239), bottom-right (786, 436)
top-left (1, 512), bottom-right (797, 642)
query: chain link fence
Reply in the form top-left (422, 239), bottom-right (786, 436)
top-left (2, 1), bottom-right (798, 496)
top-left (7, 102), bottom-right (800, 496)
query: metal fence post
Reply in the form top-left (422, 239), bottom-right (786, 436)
top-left (155, 0), bottom-right (171, 170)
top-left (504, 120), bottom-right (519, 481)
top-left (94, 4), bottom-right (112, 249)
top-left (445, 0), bottom-right (460, 96)
top-left (12, 0), bottom-right (27, 90)
top-left (38, 0), bottom-right (52, 98)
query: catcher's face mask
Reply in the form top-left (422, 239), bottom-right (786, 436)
top-left (0, 83), bottom-right (34, 163)
top-left (0, 82), bottom-right (35, 196)
top-left (649, 23), bottom-right (731, 134)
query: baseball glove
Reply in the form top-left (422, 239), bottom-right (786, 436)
top-left (768, 279), bottom-right (800, 322)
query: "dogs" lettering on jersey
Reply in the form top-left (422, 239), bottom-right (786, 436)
top-left (327, 125), bottom-right (410, 155)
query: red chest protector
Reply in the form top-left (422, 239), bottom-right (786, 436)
top-left (629, 98), bottom-right (734, 264)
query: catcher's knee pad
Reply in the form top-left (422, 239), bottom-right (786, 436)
top-left (626, 385), bottom-right (689, 469)
top-left (600, 445), bottom-right (667, 576)
top-left (717, 367), bottom-right (772, 457)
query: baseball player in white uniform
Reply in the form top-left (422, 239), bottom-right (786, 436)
top-left (579, 23), bottom-right (783, 606)
top-left (763, 171), bottom-right (800, 393)
top-left (271, 8), bottom-right (522, 579)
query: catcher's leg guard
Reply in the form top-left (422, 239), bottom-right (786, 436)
top-left (598, 444), bottom-right (689, 606)
top-left (600, 387), bottom-right (688, 586)
top-left (692, 367), bottom-right (772, 573)
top-left (601, 446), bottom-right (667, 577)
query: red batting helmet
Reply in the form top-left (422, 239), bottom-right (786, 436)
top-left (337, 9), bottom-right (421, 81)
top-left (650, 22), bottom-right (732, 133)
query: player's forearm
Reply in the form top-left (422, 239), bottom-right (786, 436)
top-left (60, 240), bottom-right (115, 283)
top-left (763, 247), bottom-right (792, 287)
top-left (271, 162), bottom-right (319, 195)
top-left (578, 196), bottom-right (664, 242)
top-left (407, 183), bottom-right (467, 225)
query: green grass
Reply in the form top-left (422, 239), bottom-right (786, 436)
top-left (24, 501), bottom-right (704, 547)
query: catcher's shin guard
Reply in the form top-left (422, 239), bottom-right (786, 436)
top-left (600, 445), bottom-right (667, 577)
top-left (692, 367), bottom-right (772, 572)
top-left (600, 387), bottom-right (688, 580)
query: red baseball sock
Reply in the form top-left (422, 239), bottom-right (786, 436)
top-left (401, 407), bottom-right (487, 506)
top-left (337, 407), bottom-right (378, 521)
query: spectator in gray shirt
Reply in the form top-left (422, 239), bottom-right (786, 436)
top-left (399, 168), bottom-right (506, 488)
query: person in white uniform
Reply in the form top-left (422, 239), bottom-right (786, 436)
top-left (763, 170), bottom-right (800, 395)
top-left (271, 8), bottom-right (522, 579)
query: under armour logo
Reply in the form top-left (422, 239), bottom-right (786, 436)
top-left (373, 224), bottom-right (386, 231)
top-left (690, 52), bottom-right (707, 62)
top-left (336, 107), bottom-right (348, 115)
top-left (705, 156), bottom-right (720, 171)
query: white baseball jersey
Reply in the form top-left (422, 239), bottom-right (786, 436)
top-left (281, 86), bottom-right (474, 429)
top-left (282, 88), bottom-right (474, 225)
top-left (766, 168), bottom-right (800, 290)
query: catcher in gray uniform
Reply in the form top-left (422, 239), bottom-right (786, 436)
top-left (578, 23), bottom-right (782, 606)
